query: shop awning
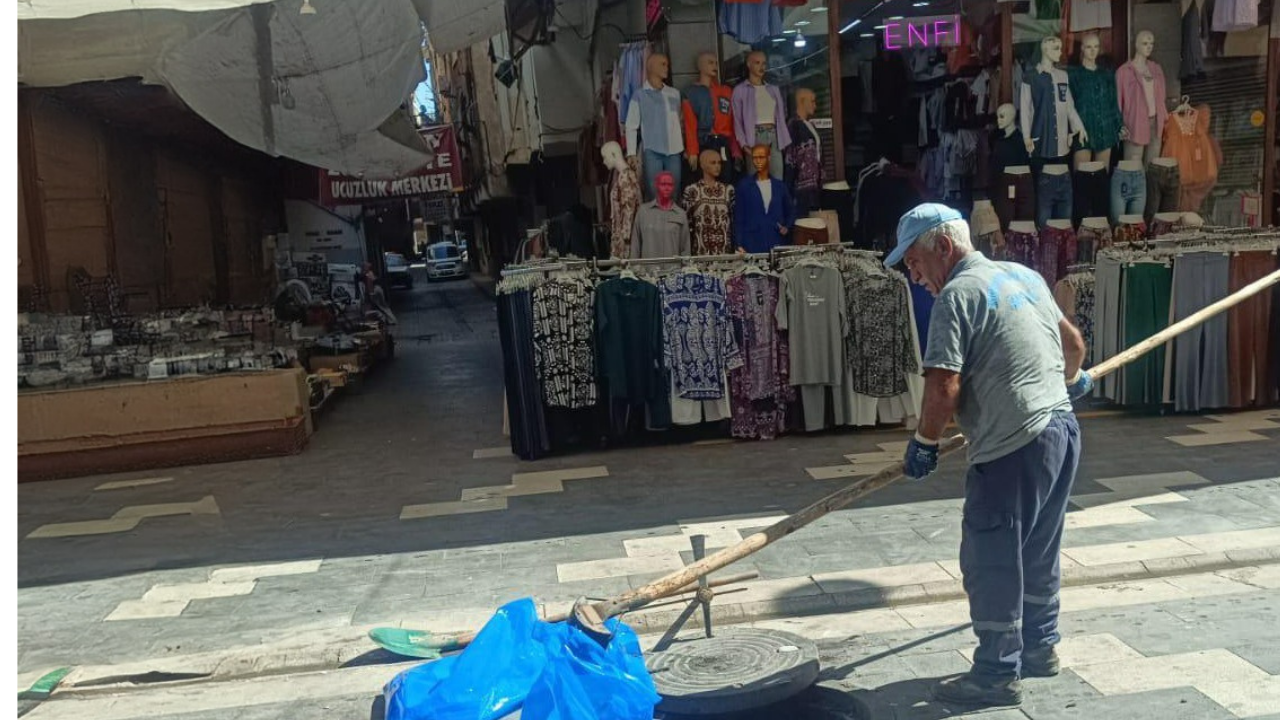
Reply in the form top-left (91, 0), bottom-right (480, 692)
top-left (18, 0), bottom-right (435, 177)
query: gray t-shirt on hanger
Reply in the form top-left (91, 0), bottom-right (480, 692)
top-left (777, 264), bottom-right (846, 387)
top-left (923, 252), bottom-right (1072, 465)
top-left (631, 201), bottom-right (691, 259)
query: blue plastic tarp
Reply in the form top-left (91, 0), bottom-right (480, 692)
top-left (384, 598), bottom-right (659, 720)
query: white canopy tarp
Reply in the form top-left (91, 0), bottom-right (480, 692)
top-left (18, 0), bottom-right (436, 177)
top-left (411, 0), bottom-right (507, 55)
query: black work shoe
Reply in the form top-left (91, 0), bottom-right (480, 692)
top-left (933, 672), bottom-right (1023, 707)
top-left (1022, 646), bottom-right (1061, 678)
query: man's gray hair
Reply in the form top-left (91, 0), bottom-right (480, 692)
top-left (914, 218), bottom-right (973, 252)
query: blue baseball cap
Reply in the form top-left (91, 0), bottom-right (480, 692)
top-left (884, 203), bottom-right (964, 268)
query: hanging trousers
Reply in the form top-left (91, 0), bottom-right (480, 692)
top-left (1171, 254), bottom-right (1231, 412)
top-left (1122, 264), bottom-right (1173, 408)
top-left (1093, 257), bottom-right (1123, 396)
top-left (963, 412), bottom-right (1081, 680)
top-left (1227, 252), bottom-right (1276, 408)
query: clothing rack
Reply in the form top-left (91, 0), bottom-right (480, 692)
top-left (1100, 229), bottom-right (1280, 263)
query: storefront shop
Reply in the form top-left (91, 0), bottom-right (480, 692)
top-left (493, 0), bottom-right (1280, 459)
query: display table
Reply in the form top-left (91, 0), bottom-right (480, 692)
top-left (18, 368), bottom-right (312, 482)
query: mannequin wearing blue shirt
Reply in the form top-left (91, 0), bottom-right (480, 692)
top-left (734, 143), bottom-right (794, 253)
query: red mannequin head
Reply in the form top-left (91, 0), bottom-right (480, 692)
top-left (655, 171), bottom-right (676, 207)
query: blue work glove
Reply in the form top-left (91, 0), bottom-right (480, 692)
top-left (1066, 369), bottom-right (1094, 402)
top-left (903, 434), bottom-right (940, 481)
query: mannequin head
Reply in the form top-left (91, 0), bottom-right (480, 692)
top-left (1133, 30), bottom-right (1155, 60)
top-left (795, 88), bottom-right (817, 120)
top-left (655, 171), bottom-right (676, 206)
top-left (751, 143), bottom-right (771, 179)
top-left (1039, 36), bottom-right (1063, 66)
top-left (699, 149), bottom-right (722, 181)
top-left (996, 103), bottom-right (1016, 132)
top-left (696, 52), bottom-right (719, 84)
top-left (1078, 33), bottom-right (1102, 66)
top-left (746, 51), bottom-right (768, 84)
top-left (646, 53), bottom-right (670, 86)
top-left (601, 141), bottom-right (625, 171)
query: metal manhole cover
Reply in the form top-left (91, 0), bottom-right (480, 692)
top-left (646, 628), bottom-right (820, 715)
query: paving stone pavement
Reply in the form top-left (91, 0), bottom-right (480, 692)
top-left (17, 279), bottom-right (1280, 715)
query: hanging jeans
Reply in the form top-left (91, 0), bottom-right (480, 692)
top-left (1145, 163), bottom-right (1182, 223)
top-left (1036, 171), bottom-right (1073, 228)
top-left (1172, 254), bottom-right (1230, 412)
top-left (1122, 263), bottom-right (1173, 408)
top-left (962, 412), bottom-right (1081, 681)
top-left (642, 149), bottom-right (683, 201)
top-left (1227, 252), bottom-right (1276, 408)
top-left (1110, 167), bottom-right (1147, 223)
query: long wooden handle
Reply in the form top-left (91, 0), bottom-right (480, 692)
top-left (595, 265), bottom-right (1280, 620)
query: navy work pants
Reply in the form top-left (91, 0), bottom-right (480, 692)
top-left (961, 412), bottom-right (1081, 680)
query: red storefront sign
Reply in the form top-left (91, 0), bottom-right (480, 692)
top-left (318, 125), bottom-right (463, 205)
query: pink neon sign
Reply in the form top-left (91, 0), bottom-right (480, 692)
top-left (881, 15), bottom-right (961, 50)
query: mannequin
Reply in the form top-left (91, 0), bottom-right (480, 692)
top-left (785, 87), bottom-right (822, 219)
top-left (682, 52), bottom-right (739, 183)
top-left (993, 103), bottom-right (1035, 229)
top-left (734, 143), bottom-right (794, 253)
top-left (1020, 37), bottom-right (1087, 159)
top-left (992, 103), bottom-right (1030, 177)
top-left (1073, 159), bottom-right (1111, 224)
top-left (627, 53), bottom-right (686, 200)
top-left (731, 51), bottom-right (790, 180)
top-left (1067, 33), bottom-right (1124, 166)
top-left (603, 141), bottom-right (641, 259)
top-left (1117, 31), bottom-right (1168, 164)
top-left (681, 149), bottom-right (736, 256)
top-left (632, 171), bottom-right (691, 258)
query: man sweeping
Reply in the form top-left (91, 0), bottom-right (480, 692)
top-left (884, 204), bottom-right (1093, 708)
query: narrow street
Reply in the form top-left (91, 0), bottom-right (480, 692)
top-left (17, 271), bottom-right (1280, 718)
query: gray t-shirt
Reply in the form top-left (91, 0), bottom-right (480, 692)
top-left (923, 252), bottom-right (1072, 464)
top-left (777, 265), bottom-right (846, 386)
top-left (632, 202), bottom-right (691, 259)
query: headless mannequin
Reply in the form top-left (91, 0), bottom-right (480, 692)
top-left (1120, 31), bottom-right (1165, 163)
top-left (1021, 37), bottom-right (1088, 157)
top-left (603, 140), bottom-right (641, 259)
top-left (1072, 33), bottom-right (1122, 167)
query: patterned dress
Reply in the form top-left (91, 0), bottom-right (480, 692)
top-left (726, 274), bottom-right (793, 440)
top-left (658, 272), bottom-right (741, 400)
top-left (681, 181), bottom-right (735, 256)
top-left (531, 278), bottom-right (597, 409)
top-left (609, 166), bottom-right (642, 259)
top-left (843, 266), bottom-right (917, 398)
